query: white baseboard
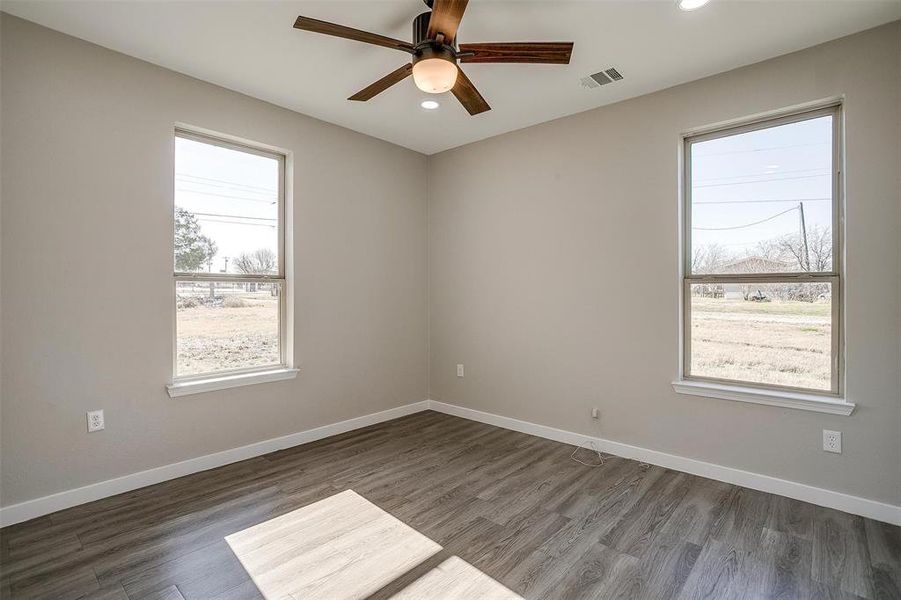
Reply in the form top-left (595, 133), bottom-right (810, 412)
top-left (4, 398), bottom-right (898, 528)
top-left (428, 400), bottom-right (901, 526)
top-left (0, 400), bottom-right (430, 527)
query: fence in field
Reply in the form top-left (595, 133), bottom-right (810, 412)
top-left (690, 282), bottom-right (830, 302)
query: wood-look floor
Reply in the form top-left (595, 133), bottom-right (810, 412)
top-left (1, 411), bottom-right (899, 600)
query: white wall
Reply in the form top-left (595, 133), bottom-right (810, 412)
top-left (428, 22), bottom-right (901, 506)
top-left (0, 15), bottom-right (428, 506)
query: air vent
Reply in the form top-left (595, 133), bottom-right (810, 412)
top-left (588, 71), bottom-right (612, 87)
top-left (604, 67), bottom-right (623, 81)
top-left (581, 67), bottom-right (624, 90)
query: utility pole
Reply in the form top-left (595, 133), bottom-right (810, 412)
top-left (799, 201), bottom-right (811, 271)
top-left (208, 253), bottom-right (215, 298)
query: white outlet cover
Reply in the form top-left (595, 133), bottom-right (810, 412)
top-left (823, 429), bottom-right (841, 453)
top-left (87, 409), bottom-right (105, 432)
top-left (456, 364), bottom-right (464, 378)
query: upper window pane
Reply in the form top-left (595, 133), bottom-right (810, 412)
top-left (690, 115), bottom-right (833, 274)
top-left (175, 136), bottom-right (279, 275)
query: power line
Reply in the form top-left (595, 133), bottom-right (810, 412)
top-left (195, 217), bottom-right (276, 228)
top-left (176, 188), bottom-right (277, 204)
top-left (694, 173), bottom-right (829, 189)
top-left (693, 167), bottom-right (828, 184)
top-left (692, 140), bottom-right (827, 158)
top-left (693, 206), bottom-right (798, 231)
top-left (192, 211), bottom-right (276, 222)
top-left (175, 173), bottom-right (276, 194)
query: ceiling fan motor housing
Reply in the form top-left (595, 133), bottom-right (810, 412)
top-left (411, 11), bottom-right (459, 94)
top-left (414, 44), bottom-right (456, 67)
top-left (413, 11), bottom-right (455, 53)
top-left (413, 10), bottom-right (457, 77)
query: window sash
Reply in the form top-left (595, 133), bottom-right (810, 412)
top-left (681, 103), bottom-right (843, 397)
top-left (173, 128), bottom-right (286, 280)
top-left (173, 128), bottom-right (288, 382)
top-left (682, 104), bottom-right (842, 280)
top-left (685, 272), bottom-right (838, 282)
top-left (175, 273), bottom-right (282, 282)
top-left (173, 278), bottom-right (288, 381)
top-left (682, 275), bottom-right (841, 396)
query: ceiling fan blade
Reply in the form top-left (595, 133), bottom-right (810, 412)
top-left (451, 68), bottom-right (490, 116)
top-left (294, 16), bottom-right (414, 53)
top-left (427, 0), bottom-right (469, 43)
top-left (348, 64), bottom-right (413, 101)
top-left (459, 42), bottom-right (574, 64)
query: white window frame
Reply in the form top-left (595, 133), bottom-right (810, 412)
top-left (674, 102), bottom-right (853, 415)
top-left (168, 128), bottom-right (296, 396)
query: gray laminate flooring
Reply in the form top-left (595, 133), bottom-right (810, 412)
top-left (1, 411), bottom-right (898, 599)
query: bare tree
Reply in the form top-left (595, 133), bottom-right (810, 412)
top-left (691, 243), bottom-right (731, 298)
top-left (234, 248), bottom-right (277, 293)
top-left (692, 243), bottom-right (729, 274)
top-left (775, 225), bottom-right (832, 272)
top-left (691, 246), bottom-right (706, 273)
top-left (753, 237), bottom-right (783, 264)
top-left (807, 225), bottom-right (833, 272)
top-left (234, 248), bottom-right (277, 275)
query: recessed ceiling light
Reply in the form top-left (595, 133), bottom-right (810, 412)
top-left (677, 0), bottom-right (711, 10)
top-left (420, 100), bottom-right (440, 110)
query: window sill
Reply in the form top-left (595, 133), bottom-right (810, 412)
top-left (672, 380), bottom-right (854, 416)
top-left (167, 368), bottom-right (299, 398)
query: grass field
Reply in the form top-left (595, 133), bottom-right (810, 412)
top-left (176, 289), bottom-right (832, 392)
top-left (690, 296), bottom-right (832, 390)
top-left (176, 292), bottom-right (279, 377)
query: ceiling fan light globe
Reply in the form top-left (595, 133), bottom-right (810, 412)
top-left (412, 58), bottom-right (458, 94)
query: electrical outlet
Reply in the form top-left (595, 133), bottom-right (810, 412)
top-left (456, 364), bottom-right (464, 378)
top-left (823, 430), bottom-right (841, 453)
top-left (87, 410), bottom-right (104, 433)
top-left (591, 408), bottom-right (599, 419)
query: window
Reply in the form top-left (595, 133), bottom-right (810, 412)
top-left (682, 105), bottom-right (842, 397)
top-left (173, 130), bottom-right (288, 383)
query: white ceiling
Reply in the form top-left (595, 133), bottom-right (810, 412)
top-left (4, 1), bottom-right (900, 154)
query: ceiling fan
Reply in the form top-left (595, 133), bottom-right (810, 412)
top-left (293, 0), bottom-right (574, 116)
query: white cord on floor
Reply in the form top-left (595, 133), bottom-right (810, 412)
top-left (571, 439), bottom-right (607, 467)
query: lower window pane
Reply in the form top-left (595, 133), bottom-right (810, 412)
top-left (689, 282), bottom-right (833, 391)
top-left (176, 280), bottom-right (281, 377)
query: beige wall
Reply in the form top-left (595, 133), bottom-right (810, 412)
top-left (2, 14), bottom-right (899, 511)
top-left (0, 15), bottom-right (428, 506)
top-left (428, 22), bottom-right (901, 505)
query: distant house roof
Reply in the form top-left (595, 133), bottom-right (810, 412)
top-left (719, 256), bottom-right (793, 273)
